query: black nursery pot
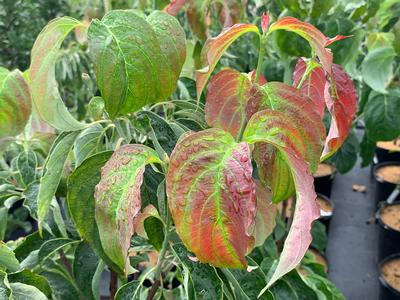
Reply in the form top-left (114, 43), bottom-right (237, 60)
top-left (376, 141), bottom-right (400, 164)
top-left (376, 202), bottom-right (400, 261)
top-left (313, 163), bottom-right (336, 197)
top-left (316, 193), bottom-right (334, 233)
top-left (379, 253), bottom-right (400, 300)
top-left (374, 162), bottom-right (400, 204)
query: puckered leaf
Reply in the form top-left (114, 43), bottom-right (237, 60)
top-left (94, 145), bottom-right (162, 274)
top-left (196, 24), bottom-right (260, 99)
top-left (205, 68), bottom-right (253, 139)
top-left (268, 17), bottom-right (332, 74)
top-left (321, 64), bottom-right (357, 160)
top-left (243, 110), bottom-right (320, 290)
top-left (292, 58), bottom-right (326, 117)
top-left (166, 128), bottom-right (256, 268)
top-left (29, 17), bottom-right (87, 131)
top-left (67, 151), bottom-right (122, 274)
top-left (0, 68), bottom-right (31, 139)
top-left (88, 10), bottom-right (186, 118)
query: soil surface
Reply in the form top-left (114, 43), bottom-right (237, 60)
top-left (381, 257), bottom-right (400, 292)
top-left (314, 163), bottom-right (336, 178)
top-left (316, 196), bottom-right (333, 216)
top-left (375, 165), bottom-right (400, 184)
top-left (377, 140), bottom-right (400, 152)
top-left (380, 204), bottom-right (400, 231)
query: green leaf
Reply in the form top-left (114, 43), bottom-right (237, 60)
top-left (14, 231), bottom-right (50, 262)
top-left (364, 89), bottom-right (400, 141)
top-left (143, 217), bottom-right (164, 251)
top-left (0, 207), bottom-right (7, 240)
top-left (37, 131), bottom-right (80, 232)
top-left (38, 238), bottom-right (79, 263)
top-left (87, 96), bottom-right (105, 121)
top-left (311, 221), bottom-right (328, 253)
top-left (94, 145), bottom-right (162, 274)
top-left (88, 10), bottom-right (186, 118)
top-left (0, 68), bottom-right (31, 139)
top-left (29, 17), bottom-right (87, 131)
top-left (8, 270), bottom-right (52, 298)
top-left (328, 130), bottom-right (360, 173)
top-left (114, 280), bottom-right (141, 300)
top-left (172, 243), bottom-right (223, 300)
top-left (9, 283), bottom-right (47, 300)
top-left (73, 124), bottom-right (105, 167)
top-left (361, 46), bottom-right (396, 93)
top-left (0, 270), bottom-right (12, 300)
top-left (67, 151), bottom-right (121, 273)
top-left (0, 242), bottom-right (19, 272)
top-left (17, 150), bottom-right (37, 187)
top-left (73, 242), bottom-right (101, 300)
top-left (41, 269), bottom-right (80, 300)
top-left (359, 132), bottom-right (375, 167)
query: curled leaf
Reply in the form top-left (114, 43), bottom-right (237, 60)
top-left (167, 129), bottom-right (256, 268)
top-left (94, 145), bottom-right (162, 274)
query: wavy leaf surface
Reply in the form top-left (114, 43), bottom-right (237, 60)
top-left (88, 10), bottom-right (185, 117)
top-left (321, 64), bottom-right (357, 159)
top-left (0, 68), bottom-right (31, 139)
top-left (166, 128), bottom-right (256, 268)
top-left (243, 109), bottom-right (320, 290)
top-left (30, 17), bottom-right (86, 131)
top-left (196, 24), bottom-right (260, 98)
top-left (94, 145), bottom-right (162, 274)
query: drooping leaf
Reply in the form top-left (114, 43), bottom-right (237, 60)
top-left (73, 241), bottom-right (101, 300)
top-left (172, 243), bottom-right (223, 300)
top-left (38, 238), bottom-right (79, 263)
top-left (322, 64), bottom-right (357, 160)
top-left (196, 24), bottom-right (260, 98)
top-left (94, 145), bottom-right (162, 274)
top-left (243, 110), bottom-right (320, 291)
top-left (7, 270), bottom-right (52, 298)
top-left (361, 46), bottom-right (396, 93)
top-left (73, 124), bottom-right (105, 167)
top-left (16, 150), bottom-right (37, 187)
top-left (268, 17), bottom-right (333, 73)
top-left (9, 283), bottom-right (47, 300)
top-left (0, 68), bottom-right (31, 138)
top-left (292, 58), bottom-right (326, 117)
top-left (29, 17), bottom-right (87, 131)
top-left (37, 131), bottom-right (80, 232)
top-left (88, 10), bottom-right (186, 117)
top-left (205, 68), bottom-right (254, 140)
top-left (364, 89), bottom-right (400, 142)
top-left (0, 242), bottom-right (20, 272)
top-left (167, 129), bottom-right (256, 268)
top-left (252, 182), bottom-right (277, 247)
top-left (67, 151), bottom-right (122, 274)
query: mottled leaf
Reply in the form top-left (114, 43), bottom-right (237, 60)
top-left (268, 17), bottom-right (332, 74)
top-left (0, 242), bottom-right (19, 272)
top-left (67, 151), bottom-right (122, 274)
top-left (167, 129), bottom-right (256, 268)
top-left (243, 110), bottom-right (320, 290)
top-left (88, 10), bottom-right (186, 117)
top-left (8, 270), bottom-right (52, 298)
top-left (0, 68), bottom-right (31, 138)
top-left (29, 17), bottom-right (87, 131)
top-left (0, 270), bottom-right (11, 300)
top-left (73, 124), bottom-right (104, 167)
top-left (94, 145), bottom-right (162, 274)
top-left (37, 131), bottom-right (80, 232)
top-left (16, 150), bottom-right (37, 187)
top-left (196, 24), bottom-right (260, 98)
top-left (292, 58), bottom-right (326, 117)
top-left (9, 283), bottom-right (47, 300)
top-left (322, 64), bottom-right (357, 159)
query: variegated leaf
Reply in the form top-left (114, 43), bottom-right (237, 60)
top-left (166, 129), bottom-right (256, 268)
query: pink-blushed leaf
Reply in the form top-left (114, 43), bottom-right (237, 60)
top-left (321, 64), bottom-right (357, 160)
top-left (243, 110), bottom-right (320, 291)
top-left (196, 24), bottom-right (260, 99)
top-left (292, 58), bottom-right (326, 117)
top-left (205, 68), bottom-right (253, 139)
top-left (133, 204), bottom-right (162, 239)
top-left (30, 17), bottom-right (87, 131)
top-left (268, 16), bottom-right (332, 74)
top-left (251, 181), bottom-right (277, 247)
top-left (261, 12), bottom-right (270, 33)
top-left (0, 68), bottom-right (31, 139)
top-left (166, 128), bottom-right (256, 269)
top-left (94, 145), bottom-right (162, 275)
top-left (164, 0), bottom-right (188, 16)
top-left (325, 35), bottom-right (352, 47)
